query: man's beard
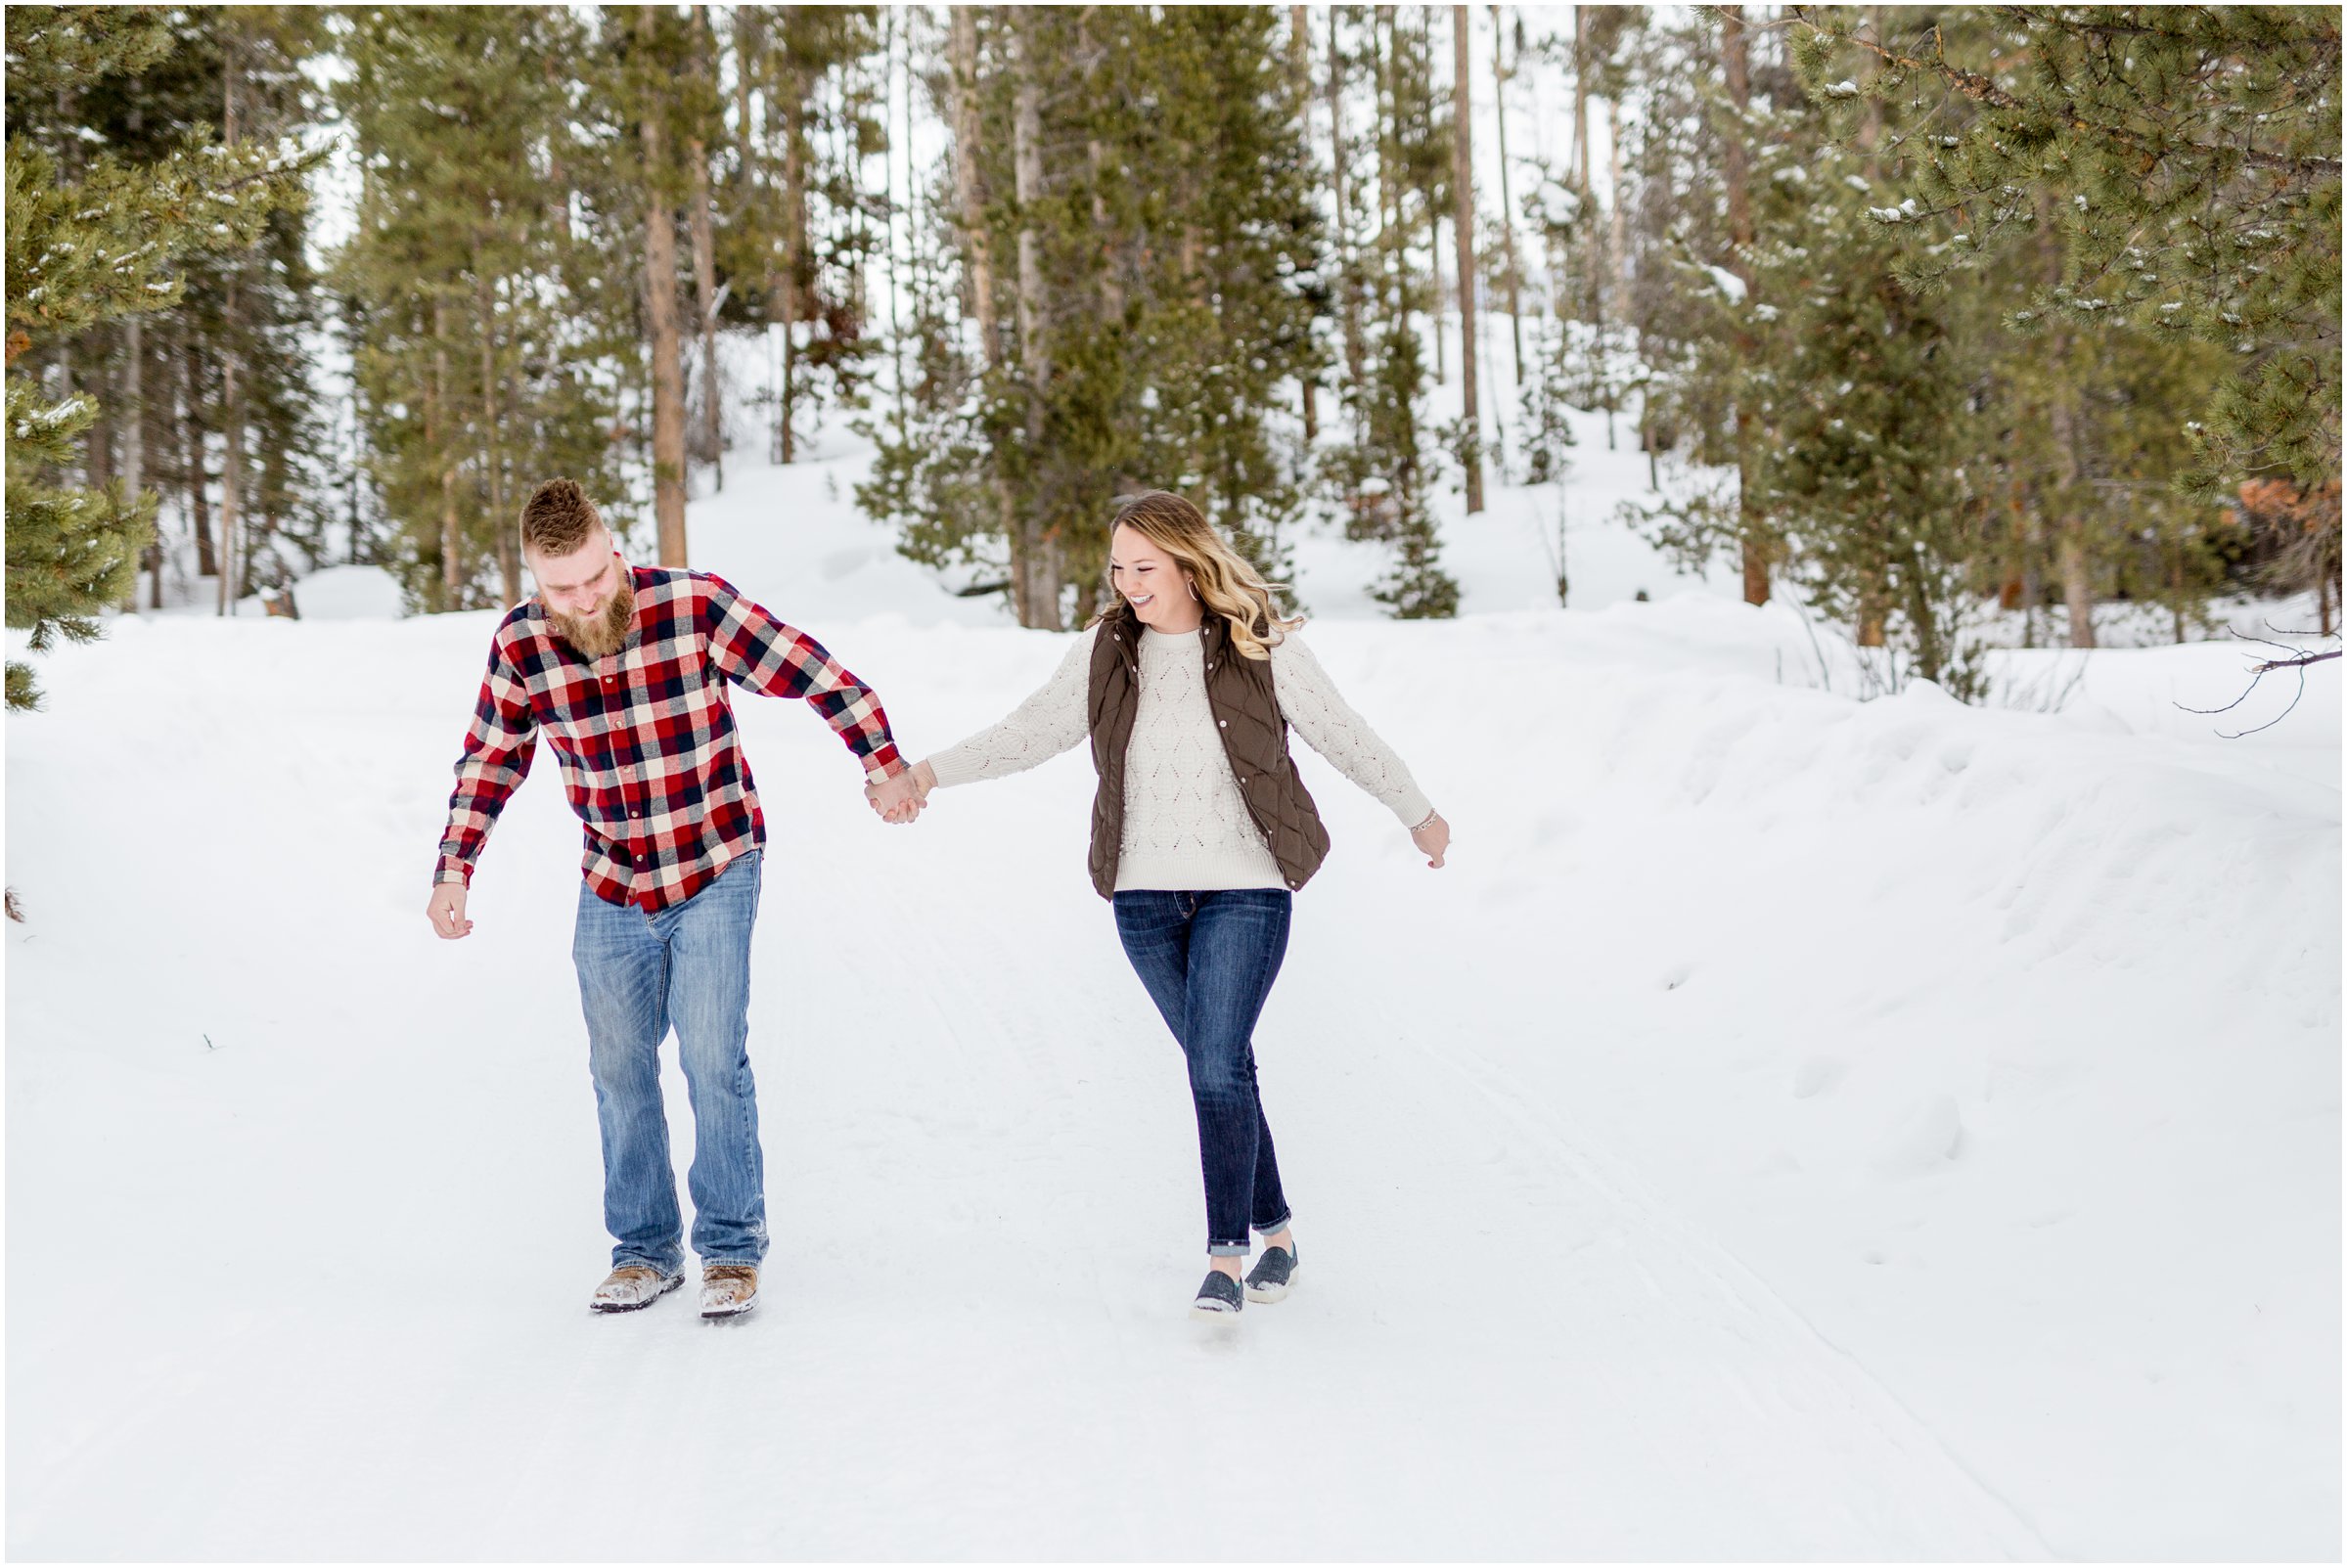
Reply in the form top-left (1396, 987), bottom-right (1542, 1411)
top-left (547, 572), bottom-right (636, 658)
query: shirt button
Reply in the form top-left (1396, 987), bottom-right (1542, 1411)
top-left (1219, 719), bottom-right (1228, 727)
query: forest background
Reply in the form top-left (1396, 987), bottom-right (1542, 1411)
top-left (6, 3), bottom-right (2340, 710)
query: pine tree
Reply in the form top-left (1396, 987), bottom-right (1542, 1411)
top-left (1630, 5), bottom-right (1984, 681)
top-left (1317, 5), bottom-right (1458, 618)
top-left (729, 7), bottom-right (884, 468)
top-left (5, 5), bottom-right (309, 708)
top-left (335, 5), bottom-right (631, 611)
top-left (866, 6), bottom-right (1332, 628)
top-left (1788, 6), bottom-right (2341, 568)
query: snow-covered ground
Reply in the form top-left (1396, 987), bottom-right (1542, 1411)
top-left (7, 387), bottom-right (2338, 1559)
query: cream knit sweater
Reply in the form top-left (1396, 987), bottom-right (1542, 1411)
top-left (924, 622), bottom-right (1433, 892)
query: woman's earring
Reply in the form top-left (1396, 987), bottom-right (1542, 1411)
top-left (1188, 580), bottom-right (1199, 601)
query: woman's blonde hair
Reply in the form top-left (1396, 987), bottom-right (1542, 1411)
top-left (1092, 491), bottom-right (1302, 660)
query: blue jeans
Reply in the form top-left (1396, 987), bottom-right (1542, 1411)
top-left (572, 850), bottom-right (768, 1274)
top-left (1112, 888), bottom-right (1295, 1256)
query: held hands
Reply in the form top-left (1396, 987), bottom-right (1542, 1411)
top-left (427, 880), bottom-right (474, 939)
top-left (866, 759), bottom-right (936, 825)
top-left (1411, 810), bottom-right (1450, 869)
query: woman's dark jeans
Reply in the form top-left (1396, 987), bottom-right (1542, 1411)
top-left (1111, 888), bottom-right (1295, 1255)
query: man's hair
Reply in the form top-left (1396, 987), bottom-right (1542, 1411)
top-left (519, 478), bottom-right (604, 558)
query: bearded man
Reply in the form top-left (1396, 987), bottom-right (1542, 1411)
top-left (427, 478), bottom-right (914, 1320)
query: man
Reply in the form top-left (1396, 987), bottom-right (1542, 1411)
top-left (428, 478), bottom-right (915, 1320)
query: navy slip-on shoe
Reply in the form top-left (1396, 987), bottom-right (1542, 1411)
top-left (1192, 1270), bottom-right (1244, 1318)
top-left (1243, 1243), bottom-right (1297, 1304)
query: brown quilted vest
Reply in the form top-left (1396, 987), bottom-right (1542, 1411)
top-left (1086, 604), bottom-right (1331, 899)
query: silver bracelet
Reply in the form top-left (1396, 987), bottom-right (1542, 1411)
top-left (1411, 808), bottom-right (1440, 831)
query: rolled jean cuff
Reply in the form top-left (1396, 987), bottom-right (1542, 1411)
top-left (1253, 1213), bottom-right (1292, 1235)
top-left (1208, 1241), bottom-right (1251, 1257)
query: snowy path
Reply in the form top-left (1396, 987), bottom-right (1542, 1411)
top-left (5, 624), bottom-right (2060, 1560)
top-left (8, 435), bottom-right (2336, 1556)
top-left (6, 745), bottom-right (2049, 1558)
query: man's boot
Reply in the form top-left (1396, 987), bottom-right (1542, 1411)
top-left (590, 1264), bottom-right (682, 1313)
top-left (700, 1263), bottom-right (759, 1320)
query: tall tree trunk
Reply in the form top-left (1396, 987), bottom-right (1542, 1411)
top-left (478, 274), bottom-right (519, 607)
top-left (1852, 3), bottom-right (1888, 645)
top-left (1605, 96), bottom-right (1630, 323)
top-left (1453, 5), bottom-right (1481, 513)
top-left (1290, 4), bottom-right (1317, 442)
top-left (218, 45), bottom-right (244, 617)
top-left (1720, 5), bottom-right (1769, 605)
top-left (547, 56), bottom-right (571, 241)
top-left (640, 7), bottom-right (690, 565)
top-left (119, 100), bottom-right (152, 610)
top-left (2035, 190), bottom-right (2094, 649)
top-left (949, 10), bottom-right (1001, 360)
top-left (1329, 8), bottom-right (1366, 405)
top-left (257, 443), bottom-right (284, 601)
top-left (2055, 513), bottom-right (2096, 648)
top-left (122, 314), bottom-right (150, 610)
top-left (951, 6), bottom-right (1021, 611)
top-left (187, 336), bottom-right (215, 582)
top-left (689, 6), bottom-right (723, 490)
top-left (1009, 9), bottom-right (1061, 629)
top-left (432, 299), bottom-right (462, 610)
top-left (1424, 12), bottom-right (1445, 386)
top-left (1490, 5), bottom-right (1523, 385)
top-left (220, 330), bottom-right (243, 614)
top-left (1082, 9), bottom-right (1124, 324)
top-left (86, 331), bottom-right (113, 496)
top-left (690, 136), bottom-right (722, 487)
top-left (1376, 7), bottom-right (1398, 277)
top-left (774, 53), bottom-right (802, 466)
top-left (1570, 6), bottom-right (1591, 197)
top-left (2050, 399), bottom-right (2096, 649)
top-left (1433, 216), bottom-right (1449, 383)
top-left (883, 6), bottom-right (910, 449)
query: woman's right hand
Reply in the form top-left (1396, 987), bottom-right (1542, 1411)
top-left (1411, 811), bottom-right (1449, 869)
top-left (868, 759), bottom-right (936, 825)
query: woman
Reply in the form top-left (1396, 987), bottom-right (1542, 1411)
top-left (871, 491), bottom-right (1449, 1318)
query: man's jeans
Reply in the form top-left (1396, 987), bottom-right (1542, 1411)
top-left (1111, 888), bottom-right (1295, 1256)
top-left (572, 849), bottom-right (768, 1275)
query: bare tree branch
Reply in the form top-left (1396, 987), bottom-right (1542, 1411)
top-left (2174, 628), bottom-right (2341, 737)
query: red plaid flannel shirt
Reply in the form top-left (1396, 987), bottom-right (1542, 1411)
top-left (436, 563), bottom-right (903, 911)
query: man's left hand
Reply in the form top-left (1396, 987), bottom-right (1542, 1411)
top-left (867, 762), bottom-right (931, 825)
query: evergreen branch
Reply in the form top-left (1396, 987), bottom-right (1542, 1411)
top-left (1794, 12), bottom-right (2343, 179)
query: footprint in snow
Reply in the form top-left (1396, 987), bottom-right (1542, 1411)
top-left (1873, 1094), bottom-right (1964, 1176)
top-left (1791, 1055), bottom-right (1846, 1099)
